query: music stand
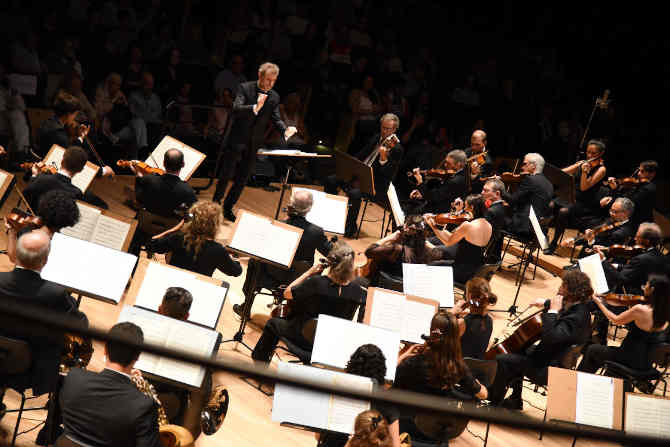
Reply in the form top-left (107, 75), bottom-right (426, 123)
top-left (334, 150), bottom-right (375, 197)
top-left (544, 163), bottom-right (576, 204)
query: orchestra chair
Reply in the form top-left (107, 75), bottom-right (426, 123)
top-left (276, 318), bottom-right (319, 365)
top-left (0, 335), bottom-right (53, 447)
top-left (599, 342), bottom-right (670, 396)
top-left (137, 208), bottom-right (181, 259)
top-left (452, 262), bottom-right (501, 300)
top-left (463, 358), bottom-right (497, 447)
top-left (377, 271), bottom-right (403, 292)
top-left (245, 260), bottom-right (312, 319)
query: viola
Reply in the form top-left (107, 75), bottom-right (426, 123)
top-left (485, 310), bottom-right (543, 360)
top-left (381, 134), bottom-right (400, 150)
top-left (269, 294), bottom-right (293, 319)
top-left (117, 160), bottom-right (166, 176)
top-left (19, 162), bottom-right (57, 175)
top-left (603, 244), bottom-right (646, 258)
top-left (600, 293), bottom-right (646, 307)
top-left (5, 208), bottom-right (44, 232)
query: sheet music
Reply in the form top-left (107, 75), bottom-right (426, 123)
top-left (575, 372), bottom-right (614, 429)
top-left (578, 253), bottom-right (609, 294)
top-left (625, 393), bottom-right (670, 439)
top-left (311, 315), bottom-right (400, 381)
top-left (529, 205), bottom-right (549, 250)
top-left (402, 264), bottom-right (454, 307)
top-left (0, 170), bottom-right (8, 187)
top-left (387, 183), bottom-right (405, 226)
top-left (293, 187), bottom-right (348, 234)
top-left (88, 215), bottom-right (131, 251)
top-left (367, 289), bottom-right (403, 332)
top-left (120, 306), bottom-right (171, 373)
top-left (134, 262), bottom-right (226, 328)
top-left (401, 299), bottom-right (437, 345)
top-left (42, 233), bottom-right (137, 303)
top-left (44, 145), bottom-right (98, 192)
top-left (146, 136), bottom-right (204, 181)
top-left (229, 211), bottom-right (302, 267)
top-left (329, 373), bottom-right (373, 434)
top-left (60, 201), bottom-right (101, 241)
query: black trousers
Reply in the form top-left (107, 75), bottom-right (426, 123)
top-left (324, 174), bottom-right (362, 235)
top-left (213, 143), bottom-right (256, 209)
top-left (577, 344), bottom-right (618, 374)
top-left (251, 318), bottom-right (310, 362)
top-left (488, 353), bottom-right (548, 404)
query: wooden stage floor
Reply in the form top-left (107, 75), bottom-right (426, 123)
top-left (0, 175), bottom-right (617, 447)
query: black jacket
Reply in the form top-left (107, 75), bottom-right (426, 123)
top-left (418, 170), bottom-right (468, 214)
top-left (503, 173), bottom-right (554, 234)
top-left (602, 248), bottom-right (669, 293)
top-left (23, 173), bottom-right (83, 211)
top-left (355, 133), bottom-right (405, 199)
top-left (484, 201), bottom-right (507, 230)
top-left (618, 180), bottom-right (656, 225)
top-left (37, 116), bottom-right (70, 157)
top-left (228, 80), bottom-right (286, 150)
top-left (285, 214), bottom-right (332, 264)
top-left (464, 147), bottom-right (494, 193)
top-left (60, 368), bottom-right (161, 447)
top-left (136, 173), bottom-right (196, 218)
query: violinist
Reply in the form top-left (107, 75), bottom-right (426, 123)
top-left (600, 160), bottom-right (658, 225)
top-left (451, 278), bottom-right (497, 359)
top-left (323, 114), bottom-right (404, 238)
top-left (578, 274), bottom-right (670, 375)
top-left (481, 178), bottom-right (507, 262)
top-left (464, 130), bottom-right (493, 193)
top-left (409, 149), bottom-right (468, 214)
top-left (488, 270), bottom-right (592, 410)
top-left (545, 140), bottom-right (607, 254)
top-left (425, 194), bottom-right (492, 284)
top-left (36, 91), bottom-right (85, 157)
top-left (251, 241), bottom-right (366, 363)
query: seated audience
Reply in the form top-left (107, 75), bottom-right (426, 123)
top-left (96, 72), bottom-right (146, 153)
top-left (128, 72), bottom-right (162, 152)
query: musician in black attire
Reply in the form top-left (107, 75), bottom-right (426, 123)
top-left (212, 62), bottom-right (297, 222)
top-left (452, 278), bottom-right (497, 359)
top-left (37, 91), bottom-right (82, 157)
top-left (251, 241), bottom-right (366, 362)
top-left (502, 152), bottom-right (554, 239)
top-left (464, 129), bottom-right (493, 193)
top-left (234, 189), bottom-right (332, 318)
top-left (488, 270), bottom-right (593, 410)
top-left (481, 178), bottom-right (507, 262)
top-left (324, 113), bottom-right (404, 237)
top-left (600, 160), bottom-right (658, 226)
top-left (409, 149), bottom-right (468, 215)
top-left (545, 140), bottom-right (607, 254)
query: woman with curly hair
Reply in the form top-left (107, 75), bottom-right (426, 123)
top-left (345, 410), bottom-right (392, 447)
top-left (148, 200), bottom-right (242, 277)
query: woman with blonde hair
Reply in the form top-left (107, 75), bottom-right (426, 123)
top-left (149, 200), bottom-right (242, 277)
top-left (346, 410), bottom-right (392, 447)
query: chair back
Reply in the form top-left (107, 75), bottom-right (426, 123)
top-left (473, 262), bottom-right (501, 282)
top-left (301, 318), bottom-right (318, 344)
top-left (650, 343), bottom-right (670, 368)
top-left (0, 335), bottom-right (32, 375)
top-left (138, 208), bottom-right (181, 236)
top-left (559, 344), bottom-right (585, 370)
top-left (378, 271), bottom-right (403, 292)
top-left (463, 357), bottom-right (497, 388)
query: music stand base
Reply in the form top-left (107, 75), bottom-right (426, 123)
top-left (221, 330), bottom-right (254, 353)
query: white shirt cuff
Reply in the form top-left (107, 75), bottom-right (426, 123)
top-left (253, 105), bottom-right (258, 115)
top-left (547, 309), bottom-right (559, 314)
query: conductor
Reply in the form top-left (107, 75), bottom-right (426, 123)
top-left (212, 62), bottom-right (297, 222)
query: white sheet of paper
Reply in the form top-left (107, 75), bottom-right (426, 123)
top-left (575, 372), bottom-right (614, 429)
top-left (367, 289), bottom-right (403, 333)
top-left (578, 253), bottom-right (609, 294)
top-left (43, 145), bottom-right (98, 192)
top-left (258, 149), bottom-right (302, 156)
top-left (402, 263), bottom-right (454, 307)
top-left (0, 170), bottom-right (8, 187)
top-left (529, 205), bottom-right (549, 250)
top-left (311, 315), bottom-right (400, 381)
top-left (89, 215), bottom-right (131, 251)
top-left (401, 299), bottom-right (437, 345)
top-left (328, 373), bottom-right (373, 434)
top-left (293, 187), bottom-right (348, 234)
top-left (624, 394), bottom-right (670, 439)
top-left (146, 136), bottom-right (204, 181)
top-left (229, 211), bottom-right (302, 267)
top-left (134, 262), bottom-right (226, 329)
top-left (42, 233), bottom-right (137, 303)
top-left (60, 202), bottom-right (101, 242)
top-left (387, 183), bottom-right (405, 227)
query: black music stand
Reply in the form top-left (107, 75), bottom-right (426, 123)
top-left (334, 150), bottom-right (375, 197)
top-left (544, 163), bottom-right (576, 204)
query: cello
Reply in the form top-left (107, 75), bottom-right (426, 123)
top-left (484, 309), bottom-right (543, 360)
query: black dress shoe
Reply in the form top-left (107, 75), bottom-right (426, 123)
top-left (232, 303), bottom-right (249, 318)
top-left (223, 208), bottom-right (237, 222)
top-left (501, 396), bottom-right (523, 411)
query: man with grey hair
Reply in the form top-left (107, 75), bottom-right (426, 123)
top-left (213, 62), bottom-right (297, 222)
top-left (409, 149), bottom-right (468, 214)
top-left (501, 152), bottom-right (553, 238)
top-left (235, 188), bottom-right (332, 317)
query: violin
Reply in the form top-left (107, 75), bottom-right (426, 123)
top-left (428, 211), bottom-right (473, 226)
top-left (117, 160), bottom-right (166, 176)
top-left (580, 155), bottom-right (604, 170)
top-left (604, 175), bottom-right (649, 190)
top-left (481, 172), bottom-right (529, 184)
top-left (355, 256), bottom-right (377, 279)
top-left (603, 244), bottom-right (646, 258)
top-left (466, 150), bottom-right (487, 166)
top-left (573, 220), bottom-right (626, 245)
top-left (599, 293), bottom-right (646, 307)
top-left (5, 208), bottom-right (44, 232)
top-left (381, 134), bottom-right (400, 150)
top-left (19, 162), bottom-right (58, 175)
top-left (407, 168), bottom-right (457, 181)
top-left (485, 310), bottom-right (543, 360)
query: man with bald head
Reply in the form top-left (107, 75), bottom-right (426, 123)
top-left (465, 129), bottom-right (493, 193)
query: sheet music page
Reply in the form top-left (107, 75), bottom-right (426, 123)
top-left (328, 374), bottom-right (372, 433)
top-left (311, 315), bottom-right (400, 381)
top-left (157, 321), bottom-right (217, 388)
top-left (575, 372), bottom-right (614, 429)
top-left (146, 136), bottom-right (204, 181)
top-left (42, 233), bottom-right (137, 303)
top-left (43, 146), bottom-right (98, 192)
top-left (293, 187), bottom-right (348, 234)
top-left (0, 170), bottom-right (7, 187)
top-left (366, 288), bottom-right (403, 333)
top-left (176, 274), bottom-right (227, 328)
top-left (625, 394), bottom-right (670, 439)
top-left (402, 264), bottom-right (454, 307)
top-left (117, 306), bottom-right (170, 373)
top-left (401, 299), bottom-right (437, 344)
top-left (229, 212), bottom-right (301, 267)
top-left (272, 362), bottom-right (332, 430)
top-left (387, 183), bottom-right (405, 226)
top-left (578, 254), bottom-right (609, 294)
top-left (60, 202), bottom-right (101, 241)
top-left (89, 215), bottom-right (131, 251)
top-left (529, 206), bottom-right (549, 250)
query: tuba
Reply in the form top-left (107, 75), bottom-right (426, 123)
top-left (200, 384), bottom-right (230, 436)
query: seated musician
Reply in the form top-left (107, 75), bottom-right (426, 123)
top-left (131, 148), bottom-right (197, 218)
top-left (545, 139), bottom-right (607, 254)
top-left (235, 189), bottom-right (332, 318)
top-left (364, 214), bottom-right (442, 283)
top-left (347, 410), bottom-right (394, 447)
top-left (0, 231), bottom-right (88, 401)
top-left (578, 274), bottom-right (670, 375)
top-left (600, 159), bottom-right (658, 226)
top-left (465, 129), bottom-right (493, 193)
top-left (488, 270), bottom-right (593, 410)
top-left (57, 322), bottom-right (162, 447)
top-left (5, 190), bottom-right (80, 264)
top-left (451, 278), bottom-right (497, 360)
top-left (501, 152), bottom-right (553, 239)
top-left (409, 149), bottom-right (468, 215)
top-left (425, 194), bottom-right (492, 284)
top-left (393, 310), bottom-right (488, 444)
top-left (559, 197), bottom-right (636, 258)
top-left (324, 113), bottom-right (404, 238)
top-left (149, 200), bottom-right (242, 277)
top-left (251, 241), bottom-right (366, 362)
top-left (481, 178), bottom-right (507, 262)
